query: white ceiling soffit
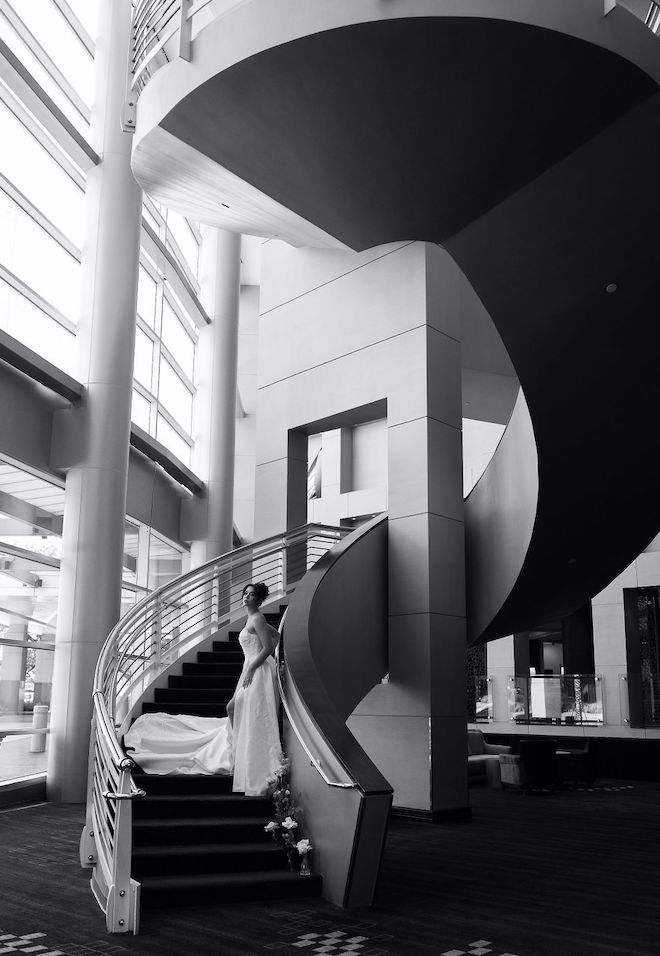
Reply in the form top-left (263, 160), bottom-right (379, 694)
top-left (132, 126), bottom-right (351, 251)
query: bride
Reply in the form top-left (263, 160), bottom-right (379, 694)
top-left (123, 582), bottom-right (283, 796)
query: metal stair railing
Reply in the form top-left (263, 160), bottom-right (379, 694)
top-left (80, 522), bottom-right (347, 934)
top-left (129, 1), bottom-right (660, 99)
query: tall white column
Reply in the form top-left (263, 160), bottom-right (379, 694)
top-left (191, 228), bottom-right (241, 567)
top-left (47, 0), bottom-right (142, 801)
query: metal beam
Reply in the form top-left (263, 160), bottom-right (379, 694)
top-left (0, 489), bottom-right (63, 535)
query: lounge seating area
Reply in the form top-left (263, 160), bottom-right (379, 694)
top-left (467, 729), bottom-right (512, 787)
top-left (469, 731), bottom-right (597, 792)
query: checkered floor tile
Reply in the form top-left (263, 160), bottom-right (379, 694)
top-left (0, 933), bottom-right (64, 956)
top-left (0, 933), bottom-right (129, 956)
top-left (264, 910), bottom-right (392, 954)
top-left (441, 939), bottom-right (521, 956)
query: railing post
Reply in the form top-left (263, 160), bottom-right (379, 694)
top-left (280, 542), bottom-right (287, 597)
top-left (80, 715), bottom-right (99, 869)
top-left (154, 595), bottom-right (162, 672)
top-left (212, 563), bottom-right (224, 628)
top-left (105, 761), bottom-right (140, 934)
top-left (178, 0), bottom-right (192, 61)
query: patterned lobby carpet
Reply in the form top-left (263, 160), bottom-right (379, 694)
top-left (1, 782), bottom-right (658, 956)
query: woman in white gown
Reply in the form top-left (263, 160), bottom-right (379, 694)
top-left (123, 582), bottom-right (283, 796)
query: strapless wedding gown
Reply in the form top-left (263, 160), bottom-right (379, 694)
top-left (123, 628), bottom-right (282, 796)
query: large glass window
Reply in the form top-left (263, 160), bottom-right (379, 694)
top-left (0, 15), bottom-right (87, 135)
top-left (131, 204), bottom-right (200, 467)
top-left (162, 298), bottom-right (195, 380)
top-left (64, 0), bottom-right (100, 41)
top-left (10, 1), bottom-right (94, 111)
top-left (0, 279), bottom-right (76, 375)
top-left (0, 101), bottom-right (85, 247)
top-left (158, 358), bottom-right (193, 433)
top-left (0, 455), bottom-right (188, 783)
top-left (0, 189), bottom-right (80, 320)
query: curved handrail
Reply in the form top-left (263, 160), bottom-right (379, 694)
top-left (129, 0), bottom-right (660, 98)
top-left (280, 514), bottom-right (393, 908)
top-left (275, 611), bottom-right (353, 790)
top-left (81, 522), bottom-right (347, 934)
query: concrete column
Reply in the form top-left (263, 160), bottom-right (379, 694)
top-left (388, 246), bottom-right (466, 818)
top-left (348, 245), bottom-right (468, 819)
top-left (190, 228), bottom-right (241, 567)
top-left (47, 0), bottom-right (142, 801)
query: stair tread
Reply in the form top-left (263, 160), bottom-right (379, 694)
top-left (141, 793), bottom-right (269, 802)
top-left (134, 842), bottom-right (279, 857)
top-left (133, 815), bottom-right (270, 828)
top-left (139, 869), bottom-right (320, 890)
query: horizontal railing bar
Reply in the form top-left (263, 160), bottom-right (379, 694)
top-left (133, 5), bottom-right (179, 62)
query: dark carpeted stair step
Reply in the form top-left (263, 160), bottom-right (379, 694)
top-left (133, 793), bottom-right (273, 819)
top-left (141, 702), bottom-right (229, 717)
top-left (182, 662), bottom-right (241, 676)
top-left (212, 641), bottom-right (245, 655)
top-left (131, 773), bottom-right (234, 796)
top-left (154, 688), bottom-right (233, 704)
top-left (132, 815), bottom-right (272, 847)
top-left (138, 869), bottom-right (322, 907)
top-left (198, 651), bottom-right (247, 664)
top-left (169, 674), bottom-right (237, 689)
top-left (132, 842), bottom-right (284, 877)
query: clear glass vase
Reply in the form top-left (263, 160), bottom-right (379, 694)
top-left (299, 852), bottom-right (311, 877)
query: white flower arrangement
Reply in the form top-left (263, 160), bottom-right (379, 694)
top-left (296, 838), bottom-right (312, 855)
top-left (265, 751), bottom-right (308, 869)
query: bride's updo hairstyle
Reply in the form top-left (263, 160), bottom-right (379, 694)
top-left (243, 581), bottom-right (269, 605)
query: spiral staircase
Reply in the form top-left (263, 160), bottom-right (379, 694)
top-left (81, 519), bottom-right (391, 932)
top-left (81, 0), bottom-right (660, 935)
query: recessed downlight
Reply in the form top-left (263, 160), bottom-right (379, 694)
top-left (606, 283), bottom-right (617, 293)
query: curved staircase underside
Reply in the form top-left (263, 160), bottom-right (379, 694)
top-left (133, 7), bottom-right (660, 642)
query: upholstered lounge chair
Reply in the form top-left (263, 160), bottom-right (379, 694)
top-left (499, 738), bottom-right (558, 792)
top-left (467, 729), bottom-right (512, 787)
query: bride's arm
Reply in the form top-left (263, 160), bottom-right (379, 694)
top-left (242, 615), bottom-right (276, 688)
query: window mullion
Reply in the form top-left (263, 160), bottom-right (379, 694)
top-left (50, 0), bottom-right (95, 58)
top-left (0, 170), bottom-right (81, 260)
top-left (0, 1), bottom-right (91, 123)
top-left (0, 84), bottom-right (85, 188)
top-left (160, 343), bottom-right (194, 393)
top-left (0, 262), bottom-right (76, 333)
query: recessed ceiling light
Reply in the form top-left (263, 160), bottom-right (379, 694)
top-left (605, 283), bottom-right (617, 293)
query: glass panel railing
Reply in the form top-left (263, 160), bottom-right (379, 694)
top-left (507, 674), bottom-right (604, 726)
top-left (507, 675), bottom-right (530, 723)
top-left (468, 674), bottom-right (493, 723)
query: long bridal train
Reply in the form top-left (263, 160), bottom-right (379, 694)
top-left (124, 627), bottom-right (282, 796)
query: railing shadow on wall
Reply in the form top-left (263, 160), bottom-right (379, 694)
top-left (280, 513), bottom-right (392, 908)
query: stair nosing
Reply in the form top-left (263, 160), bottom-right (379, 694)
top-left (139, 870), bottom-right (320, 889)
top-left (134, 842), bottom-right (281, 857)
